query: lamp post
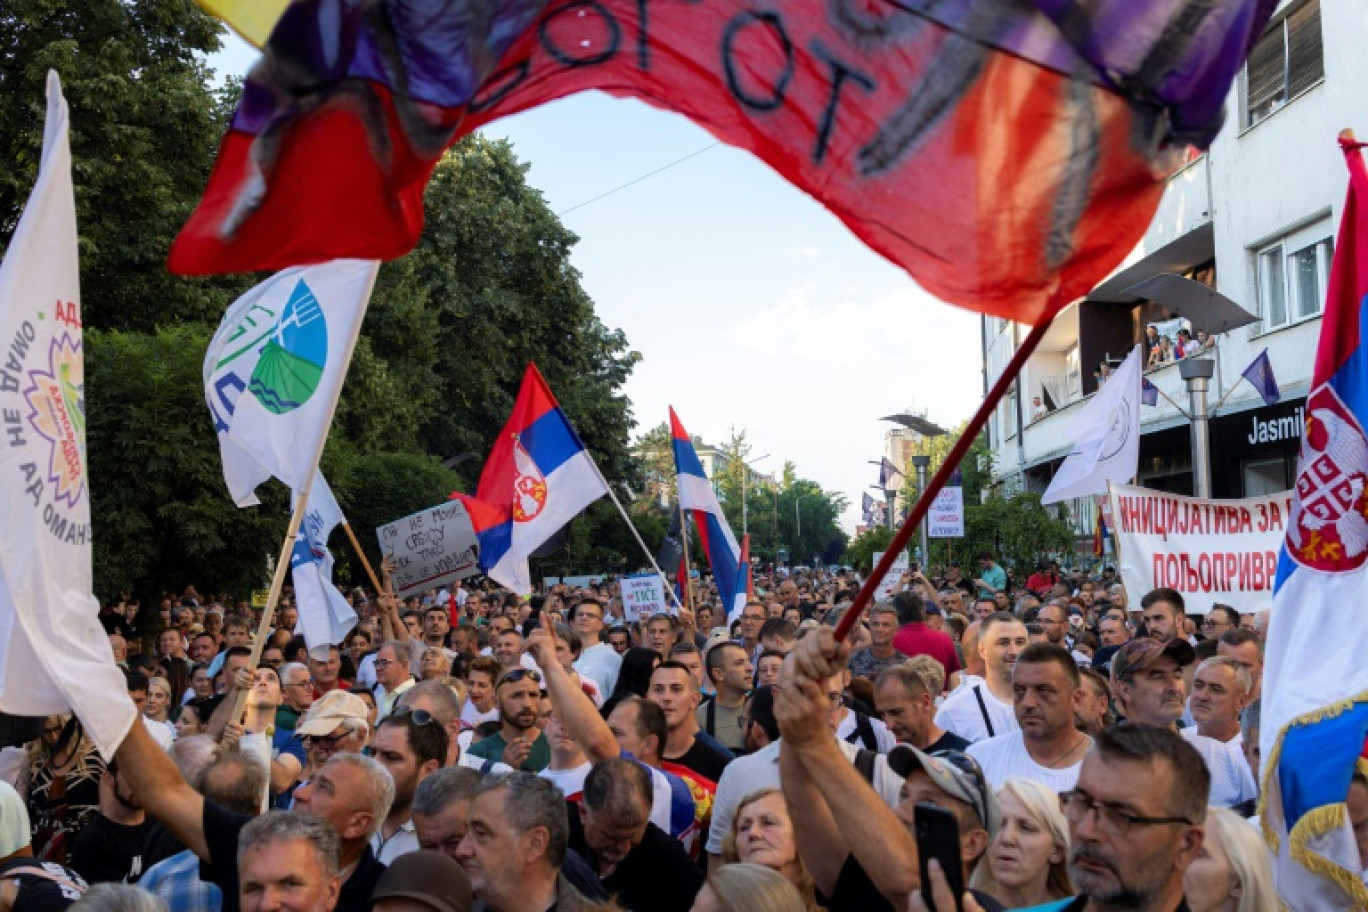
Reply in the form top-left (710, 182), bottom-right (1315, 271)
top-left (1179, 357), bottom-right (1215, 498)
top-left (911, 454), bottom-right (931, 561)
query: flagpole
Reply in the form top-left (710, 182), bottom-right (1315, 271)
top-left (230, 486), bottom-right (312, 725)
top-left (229, 262), bottom-right (380, 724)
top-left (834, 314), bottom-right (1056, 642)
top-left (1152, 383), bottom-right (1191, 418)
top-left (341, 521), bottom-right (384, 595)
top-left (1209, 377), bottom-right (1245, 414)
top-left (680, 501), bottom-right (696, 615)
top-left (582, 455), bottom-right (686, 613)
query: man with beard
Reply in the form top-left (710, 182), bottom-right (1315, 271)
top-left (368, 709), bottom-right (448, 863)
top-left (1110, 638), bottom-right (1195, 729)
top-left (921, 724), bottom-right (1211, 912)
top-left (967, 644), bottom-right (1090, 792)
top-left (69, 760), bottom-right (157, 883)
top-left (466, 669), bottom-right (550, 772)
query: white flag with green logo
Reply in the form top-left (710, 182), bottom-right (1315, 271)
top-left (204, 260), bottom-right (378, 507)
top-left (0, 72), bottom-right (136, 759)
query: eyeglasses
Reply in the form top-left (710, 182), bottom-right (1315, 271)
top-left (1201, 618), bottom-right (1229, 629)
top-left (495, 668), bottom-right (542, 688)
top-left (1060, 790), bottom-right (1192, 836)
top-left (373, 659), bottom-right (396, 669)
top-left (287, 679), bottom-right (314, 689)
top-left (302, 730), bottom-right (353, 749)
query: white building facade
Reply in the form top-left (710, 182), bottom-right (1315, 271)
top-left (982, 0), bottom-right (1343, 543)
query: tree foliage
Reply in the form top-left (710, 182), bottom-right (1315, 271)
top-left (5, 8), bottom-right (643, 600)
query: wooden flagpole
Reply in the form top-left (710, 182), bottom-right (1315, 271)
top-left (341, 521), bottom-right (384, 595)
top-left (582, 453), bottom-right (686, 613)
top-left (229, 485), bottom-right (312, 725)
top-left (835, 314), bottom-right (1057, 642)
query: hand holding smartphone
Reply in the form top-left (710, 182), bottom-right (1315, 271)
top-left (916, 803), bottom-right (964, 912)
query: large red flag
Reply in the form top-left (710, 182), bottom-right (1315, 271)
top-left (170, 0), bottom-right (1275, 325)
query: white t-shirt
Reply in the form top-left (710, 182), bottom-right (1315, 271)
top-left (967, 731), bottom-right (1084, 793)
top-left (540, 762), bottom-right (591, 800)
top-left (935, 683), bottom-right (1018, 744)
top-left (1181, 729), bottom-right (1258, 807)
top-left (705, 737), bottom-right (904, 855)
top-left (460, 698), bottom-right (500, 729)
top-left (574, 643), bottom-right (622, 697)
top-left (835, 709), bottom-right (897, 753)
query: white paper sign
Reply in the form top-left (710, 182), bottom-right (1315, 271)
top-left (621, 573), bottom-right (669, 622)
top-left (376, 501), bottom-right (481, 597)
top-left (1107, 483), bottom-right (1293, 615)
top-left (929, 487), bottom-right (965, 538)
top-left (871, 549), bottom-right (911, 602)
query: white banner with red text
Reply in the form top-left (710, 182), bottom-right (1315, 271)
top-left (1107, 483), bottom-right (1294, 615)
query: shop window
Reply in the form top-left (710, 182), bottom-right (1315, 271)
top-left (1242, 454), bottom-right (1293, 496)
top-left (1243, 0), bottom-right (1323, 128)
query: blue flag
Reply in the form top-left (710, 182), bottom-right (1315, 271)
top-left (1141, 378), bottom-right (1159, 406)
top-left (1242, 348), bottom-right (1281, 406)
top-left (878, 457), bottom-right (902, 488)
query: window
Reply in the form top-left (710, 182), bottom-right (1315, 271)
top-left (1255, 223), bottom-right (1333, 331)
top-left (1243, 0), bottom-right (1323, 128)
top-left (1243, 454), bottom-right (1293, 497)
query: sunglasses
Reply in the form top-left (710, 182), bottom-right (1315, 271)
top-left (388, 708), bottom-right (438, 728)
top-left (495, 668), bottom-right (542, 689)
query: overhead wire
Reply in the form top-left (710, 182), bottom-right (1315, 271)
top-left (556, 142), bottom-right (721, 216)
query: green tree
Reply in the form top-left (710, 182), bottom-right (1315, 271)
top-left (0, 1), bottom-right (254, 329)
top-left (844, 526), bottom-right (896, 574)
top-left (960, 492), bottom-right (1075, 577)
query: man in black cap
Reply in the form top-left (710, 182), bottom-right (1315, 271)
top-left (1109, 637), bottom-right (1196, 729)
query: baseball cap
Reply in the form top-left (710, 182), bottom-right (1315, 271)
top-left (1091, 644), bottom-right (1122, 677)
top-left (371, 850), bottom-right (472, 912)
top-left (1109, 636), bottom-right (1196, 683)
top-left (925, 604), bottom-right (943, 616)
top-left (295, 689), bottom-right (370, 738)
top-left (887, 746), bottom-right (1000, 836)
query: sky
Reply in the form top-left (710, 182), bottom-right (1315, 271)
top-left (207, 35), bottom-right (984, 533)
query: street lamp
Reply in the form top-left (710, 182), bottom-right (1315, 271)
top-left (911, 454), bottom-right (931, 561)
top-left (881, 414), bottom-right (948, 554)
top-left (741, 453), bottom-right (770, 538)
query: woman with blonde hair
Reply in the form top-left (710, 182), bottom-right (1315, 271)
top-left (969, 778), bottom-right (1072, 907)
top-left (691, 863), bottom-right (806, 912)
top-left (1183, 806), bottom-right (1276, 912)
top-left (721, 789), bottom-right (821, 912)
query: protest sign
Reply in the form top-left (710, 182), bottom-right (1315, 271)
top-left (376, 501), bottom-right (480, 598)
top-left (871, 549), bottom-right (911, 603)
top-left (621, 573), bottom-right (669, 622)
top-left (1107, 483), bottom-right (1294, 615)
top-left (928, 486), bottom-right (965, 538)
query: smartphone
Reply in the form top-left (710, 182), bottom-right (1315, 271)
top-left (916, 803), bottom-right (964, 912)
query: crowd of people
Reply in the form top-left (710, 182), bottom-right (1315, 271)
top-left (0, 552), bottom-right (1300, 912)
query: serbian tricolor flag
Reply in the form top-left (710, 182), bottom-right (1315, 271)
top-left (670, 408), bottom-right (745, 623)
top-left (451, 365), bottom-right (608, 594)
top-left (172, 0), bottom-right (1273, 328)
top-left (1262, 136), bottom-right (1368, 910)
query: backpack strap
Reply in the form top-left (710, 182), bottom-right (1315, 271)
top-left (853, 712), bottom-right (878, 751)
top-left (973, 685), bottom-right (996, 739)
top-left (853, 749), bottom-right (877, 783)
top-left (705, 697), bottom-right (717, 738)
top-left (3, 866), bottom-right (86, 895)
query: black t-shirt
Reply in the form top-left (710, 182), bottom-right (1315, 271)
top-left (203, 800), bottom-right (386, 912)
top-left (666, 735), bottom-right (731, 784)
top-left (0, 858), bottom-right (88, 912)
top-left (925, 730), bottom-right (972, 754)
top-left (568, 816), bottom-right (702, 912)
top-left (68, 815), bottom-right (157, 884)
top-left (823, 855), bottom-right (1004, 912)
